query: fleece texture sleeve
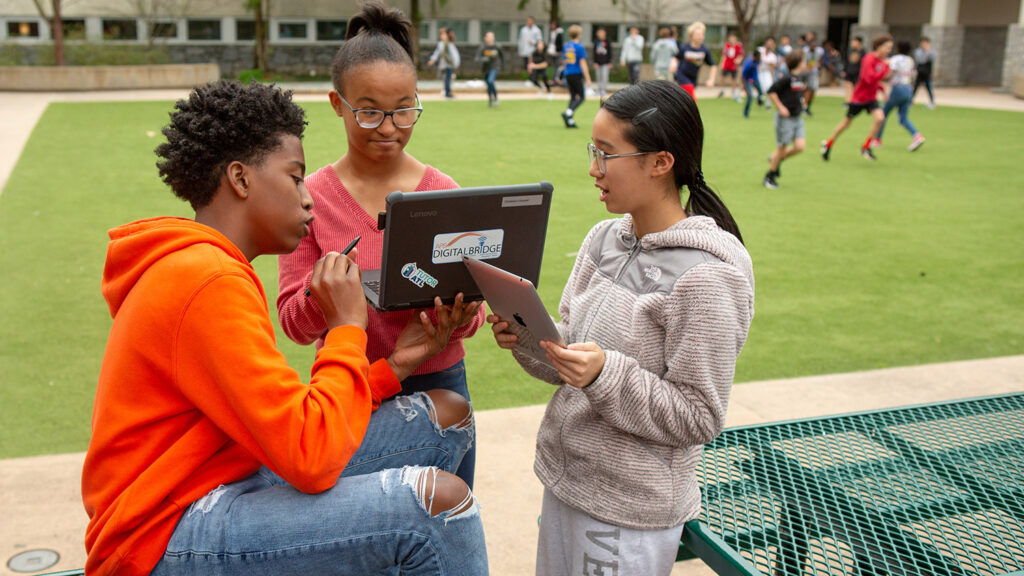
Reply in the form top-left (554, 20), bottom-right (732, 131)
top-left (581, 262), bottom-right (752, 447)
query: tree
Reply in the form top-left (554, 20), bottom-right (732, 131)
top-left (622, 0), bottom-right (675, 29)
top-left (32, 0), bottom-right (66, 66)
top-left (694, 0), bottom-right (760, 47)
top-left (245, 0), bottom-right (269, 72)
top-left (764, 0), bottom-right (807, 40)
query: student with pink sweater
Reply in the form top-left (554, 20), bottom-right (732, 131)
top-left (276, 2), bottom-right (484, 488)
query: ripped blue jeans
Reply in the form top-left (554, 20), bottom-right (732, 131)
top-left (150, 392), bottom-right (486, 576)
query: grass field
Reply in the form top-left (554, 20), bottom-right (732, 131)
top-left (1, 94), bottom-right (1022, 459)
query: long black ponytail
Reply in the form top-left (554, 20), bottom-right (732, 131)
top-left (601, 80), bottom-right (743, 244)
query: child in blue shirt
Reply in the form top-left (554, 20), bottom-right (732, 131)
top-left (741, 51), bottom-right (762, 118)
top-left (561, 24), bottom-right (591, 128)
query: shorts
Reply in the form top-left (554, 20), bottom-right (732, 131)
top-left (774, 114), bottom-right (806, 146)
top-left (846, 100), bottom-right (880, 118)
top-left (679, 83), bottom-right (697, 102)
top-left (806, 70), bottom-right (820, 90)
top-left (722, 69), bottom-right (738, 78)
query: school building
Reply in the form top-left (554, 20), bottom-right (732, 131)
top-left (1, 0), bottom-right (1022, 89)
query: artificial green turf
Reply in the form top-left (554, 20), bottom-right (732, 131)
top-left (1, 95), bottom-right (1022, 458)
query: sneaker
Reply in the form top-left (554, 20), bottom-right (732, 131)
top-left (560, 109), bottom-right (571, 127)
top-left (804, 108), bottom-right (813, 117)
top-left (717, 90), bottom-right (725, 98)
top-left (547, 93), bottom-right (554, 101)
top-left (926, 102), bottom-right (935, 110)
top-left (908, 134), bottom-right (926, 151)
top-left (763, 172), bottom-right (779, 189)
top-left (869, 138), bottom-right (882, 149)
top-left (821, 141), bottom-right (832, 161)
top-left (860, 147), bottom-right (877, 160)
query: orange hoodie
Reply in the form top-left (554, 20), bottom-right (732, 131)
top-left (82, 217), bottom-right (401, 576)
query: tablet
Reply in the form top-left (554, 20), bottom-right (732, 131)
top-left (463, 256), bottom-right (564, 367)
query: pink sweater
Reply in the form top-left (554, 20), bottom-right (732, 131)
top-left (277, 165), bottom-right (484, 376)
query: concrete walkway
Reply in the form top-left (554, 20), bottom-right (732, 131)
top-left (1, 85), bottom-right (1022, 575)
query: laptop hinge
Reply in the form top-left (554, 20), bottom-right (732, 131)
top-left (377, 211), bottom-right (387, 230)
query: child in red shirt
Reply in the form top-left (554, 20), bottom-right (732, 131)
top-left (821, 34), bottom-right (893, 161)
top-left (719, 32), bottom-right (744, 101)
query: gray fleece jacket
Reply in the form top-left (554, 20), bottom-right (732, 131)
top-left (513, 214), bottom-right (754, 529)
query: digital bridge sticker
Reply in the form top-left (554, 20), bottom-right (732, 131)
top-left (431, 229), bottom-right (504, 264)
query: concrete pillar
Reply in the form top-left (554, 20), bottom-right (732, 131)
top-left (923, 0), bottom-right (965, 87)
top-left (930, 0), bottom-right (961, 27)
top-left (85, 17), bottom-right (102, 42)
top-left (1004, 23), bottom-right (1024, 92)
top-left (859, 0), bottom-right (886, 26)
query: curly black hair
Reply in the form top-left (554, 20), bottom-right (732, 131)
top-left (155, 80), bottom-right (307, 210)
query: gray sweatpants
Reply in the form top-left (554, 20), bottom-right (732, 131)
top-left (536, 488), bottom-right (684, 576)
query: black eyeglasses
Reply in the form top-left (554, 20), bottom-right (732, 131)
top-left (336, 92), bottom-right (423, 129)
top-left (587, 142), bottom-right (651, 175)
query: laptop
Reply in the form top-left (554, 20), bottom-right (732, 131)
top-left (463, 256), bottom-right (565, 367)
top-left (362, 181), bottom-right (554, 311)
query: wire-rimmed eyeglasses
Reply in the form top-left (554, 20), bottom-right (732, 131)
top-left (587, 142), bottom-right (652, 175)
top-left (336, 92), bottom-right (423, 129)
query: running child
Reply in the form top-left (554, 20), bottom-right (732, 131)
top-left (561, 24), bottom-right (592, 128)
top-left (741, 50), bottom-right (763, 118)
top-left (877, 40), bottom-right (926, 151)
top-left (670, 21), bottom-right (717, 101)
top-left (764, 50), bottom-right (808, 188)
top-left (821, 34), bottom-right (893, 162)
top-left (719, 32), bottom-right (744, 100)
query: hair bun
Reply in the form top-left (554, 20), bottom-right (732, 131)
top-left (346, 0), bottom-right (414, 60)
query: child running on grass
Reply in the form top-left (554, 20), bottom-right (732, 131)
top-left (741, 49), bottom-right (763, 118)
top-left (821, 34), bottom-right (893, 162)
top-left (764, 50), bottom-right (808, 189)
top-left (561, 24), bottom-right (592, 128)
top-left (877, 40), bottom-right (926, 151)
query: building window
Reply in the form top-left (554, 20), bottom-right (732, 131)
top-left (103, 19), bottom-right (138, 41)
top-left (7, 21), bottom-right (41, 38)
top-left (278, 22), bottom-right (308, 40)
top-left (236, 19), bottom-right (255, 41)
top-left (149, 21), bottom-right (178, 39)
top-left (62, 19), bottom-right (86, 40)
top-left (188, 19), bottom-right (221, 41)
top-left (435, 21), bottom-right (468, 43)
top-left (316, 20), bottom-right (346, 41)
top-left (419, 23), bottom-right (429, 42)
top-left (480, 21), bottom-right (510, 43)
top-left (591, 24), bottom-right (619, 43)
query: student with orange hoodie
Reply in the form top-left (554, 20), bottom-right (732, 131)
top-left (81, 80), bottom-right (488, 576)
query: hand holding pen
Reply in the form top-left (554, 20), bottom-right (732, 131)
top-left (305, 236), bottom-right (360, 297)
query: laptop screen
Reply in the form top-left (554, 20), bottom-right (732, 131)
top-left (376, 181), bottom-right (553, 311)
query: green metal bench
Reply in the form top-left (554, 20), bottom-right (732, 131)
top-left (677, 392), bottom-right (1024, 575)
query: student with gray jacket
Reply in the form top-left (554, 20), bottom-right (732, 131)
top-left (488, 80), bottom-right (754, 576)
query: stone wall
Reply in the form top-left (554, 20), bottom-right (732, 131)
top-left (923, 24), bottom-right (965, 85)
top-left (0, 63), bottom-right (218, 90)
top-left (962, 26), bottom-right (1008, 85)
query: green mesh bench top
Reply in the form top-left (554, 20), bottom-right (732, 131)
top-left (677, 392), bottom-right (1024, 576)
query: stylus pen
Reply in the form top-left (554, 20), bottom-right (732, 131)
top-left (305, 236), bottom-right (361, 297)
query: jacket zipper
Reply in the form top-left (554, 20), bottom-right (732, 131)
top-left (581, 237), bottom-right (642, 342)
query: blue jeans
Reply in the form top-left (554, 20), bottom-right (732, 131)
top-left (485, 69), bottom-right (498, 102)
top-left (443, 67), bottom-right (454, 97)
top-left (743, 78), bottom-right (763, 118)
top-left (879, 84), bottom-right (918, 140)
top-left (150, 393), bottom-right (486, 576)
top-left (400, 360), bottom-right (474, 488)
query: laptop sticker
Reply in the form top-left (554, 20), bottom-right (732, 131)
top-left (501, 194), bottom-right (543, 208)
top-left (432, 229), bottom-right (504, 264)
top-left (401, 263), bottom-right (439, 288)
